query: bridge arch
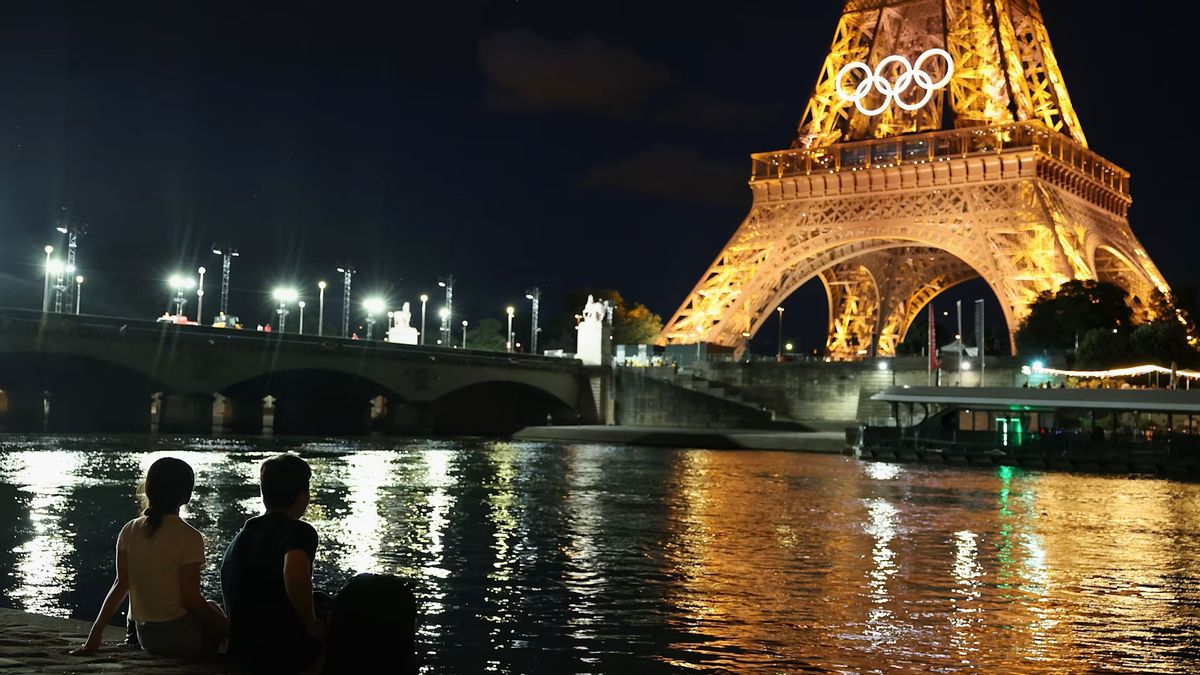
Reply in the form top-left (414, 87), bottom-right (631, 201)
top-left (431, 380), bottom-right (577, 435)
top-left (0, 352), bottom-right (163, 432)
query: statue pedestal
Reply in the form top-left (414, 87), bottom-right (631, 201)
top-left (388, 326), bottom-right (419, 345)
top-left (576, 321), bottom-right (611, 366)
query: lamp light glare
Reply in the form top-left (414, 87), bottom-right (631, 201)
top-left (363, 297), bottom-right (386, 315)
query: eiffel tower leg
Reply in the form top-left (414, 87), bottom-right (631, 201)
top-left (821, 262), bottom-right (880, 361)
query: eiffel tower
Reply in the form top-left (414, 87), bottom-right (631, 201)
top-left (659, 0), bottom-right (1169, 359)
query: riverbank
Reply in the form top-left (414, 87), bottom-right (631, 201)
top-left (512, 424), bottom-right (850, 452)
top-left (0, 607), bottom-right (229, 674)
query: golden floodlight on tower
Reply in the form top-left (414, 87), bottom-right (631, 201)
top-left (659, 0), bottom-right (1168, 361)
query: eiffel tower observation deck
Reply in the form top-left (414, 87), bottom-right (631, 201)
top-left (659, 0), bottom-right (1169, 360)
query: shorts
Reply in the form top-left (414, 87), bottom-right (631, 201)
top-left (136, 612), bottom-right (216, 657)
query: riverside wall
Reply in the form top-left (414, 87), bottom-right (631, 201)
top-left (613, 356), bottom-right (1030, 428)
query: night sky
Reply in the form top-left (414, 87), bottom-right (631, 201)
top-left (0, 1), bottom-right (1194, 352)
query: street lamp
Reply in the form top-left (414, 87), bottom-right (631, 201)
top-left (196, 266), bottom-right (207, 326)
top-left (437, 307), bottom-right (449, 344)
top-left (298, 301), bottom-right (306, 334)
top-left (363, 297), bottom-right (386, 340)
top-left (317, 281), bottom-right (327, 336)
top-left (419, 294), bottom-right (429, 345)
top-left (273, 287), bottom-right (297, 333)
top-left (211, 243), bottom-right (239, 317)
top-left (525, 287), bottom-right (540, 355)
top-left (877, 359), bottom-right (896, 385)
top-left (74, 275), bottom-right (84, 315)
top-left (336, 263), bottom-right (356, 337)
top-left (776, 306), bottom-right (785, 360)
top-left (461, 319), bottom-right (468, 349)
top-left (170, 275), bottom-right (195, 318)
top-left (506, 306), bottom-right (515, 353)
top-left (56, 217), bottom-right (86, 313)
top-left (438, 276), bottom-right (454, 346)
top-left (41, 245), bottom-right (54, 312)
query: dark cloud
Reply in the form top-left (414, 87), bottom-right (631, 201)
top-left (478, 28), bottom-right (673, 118)
top-left (582, 145), bottom-right (745, 206)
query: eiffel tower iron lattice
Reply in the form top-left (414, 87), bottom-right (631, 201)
top-left (658, 0), bottom-right (1169, 360)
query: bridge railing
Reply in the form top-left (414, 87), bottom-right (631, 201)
top-left (749, 121), bottom-right (1129, 196)
top-left (0, 307), bottom-right (584, 373)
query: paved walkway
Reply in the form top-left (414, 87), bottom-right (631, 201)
top-left (0, 608), bottom-right (229, 674)
top-left (512, 424), bottom-right (851, 452)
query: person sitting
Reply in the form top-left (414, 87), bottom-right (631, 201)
top-left (220, 454), bottom-right (323, 675)
top-left (73, 457), bottom-right (227, 657)
top-left (324, 573), bottom-right (419, 674)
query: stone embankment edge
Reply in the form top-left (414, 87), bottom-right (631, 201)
top-left (0, 607), bottom-right (230, 674)
top-left (511, 425), bottom-right (851, 453)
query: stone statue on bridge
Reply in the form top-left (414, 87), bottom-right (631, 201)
top-left (576, 295), bottom-right (612, 367)
top-left (582, 295), bottom-right (607, 325)
top-left (387, 302), bottom-right (419, 345)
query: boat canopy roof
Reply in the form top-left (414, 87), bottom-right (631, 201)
top-left (871, 387), bottom-right (1200, 413)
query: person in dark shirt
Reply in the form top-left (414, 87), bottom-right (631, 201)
top-left (220, 454), bottom-right (323, 675)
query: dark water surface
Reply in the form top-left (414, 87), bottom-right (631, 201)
top-left (2, 435), bottom-right (1200, 673)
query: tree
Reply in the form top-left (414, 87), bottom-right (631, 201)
top-left (1015, 280), bottom-right (1133, 357)
top-left (467, 318), bottom-right (508, 352)
top-left (543, 289), bottom-right (664, 350)
top-left (1076, 327), bottom-right (1133, 368)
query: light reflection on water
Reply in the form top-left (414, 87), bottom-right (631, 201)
top-left (2, 436), bottom-right (1200, 672)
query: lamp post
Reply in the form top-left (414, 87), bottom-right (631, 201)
top-left (506, 306), bottom-right (515, 353)
top-left (298, 301), bottom-right (306, 334)
top-left (196, 266), bottom-right (207, 326)
top-left (363, 297), bottom-right (386, 340)
top-left (337, 264), bottom-right (356, 337)
top-left (437, 307), bottom-right (449, 345)
top-left (56, 218), bottom-right (86, 313)
top-left (74, 276), bottom-right (83, 315)
top-left (438, 276), bottom-right (454, 346)
top-left (273, 288), bottom-right (297, 333)
top-left (776, 306), bottom-right (785, 360)
top-left (52, 258), bottom-right (71, 313)
top-left (525, 287), bottom-right (540, 355)
top-left (461, 320), bottom-right (468, 349)
top-left (41, 245), bottom-right (54, 312)
top-left (419, 294), bottom-right (429, 345)
top-left (317, 281), bottom-right (326, 336)
top-left (170, 275), bottom-right (195, 318)
top-left (211, 243), bottom-right (239, 317)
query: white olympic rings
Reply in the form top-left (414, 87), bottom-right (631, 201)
top-left (835, 48), bottom-right (954, 116)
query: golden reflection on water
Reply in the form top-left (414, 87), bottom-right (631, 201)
top-left (417, 446), bottom-right (453, 645)
top-left (5, 440), bottom-right (1200, 672)
top-left (9, 450), bottom-right (83, 617)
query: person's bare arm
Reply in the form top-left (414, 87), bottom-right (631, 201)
top-left (71, 549), bottom-right (131, 654)
top-left (282, 549), bottom-right (322, 640)
top-left (179, 562), bottom-right (228, 639)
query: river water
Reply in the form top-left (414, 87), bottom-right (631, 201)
top-left (1, 435), bottom-right (1199, 673)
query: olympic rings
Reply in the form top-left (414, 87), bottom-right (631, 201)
top-left (835, 48), bottom-right (954, 116)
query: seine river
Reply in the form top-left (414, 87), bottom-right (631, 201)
top-left (2, 435), bottom-right (1199, 673)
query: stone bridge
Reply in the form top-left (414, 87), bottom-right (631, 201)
top-left (0, 309), bottom-right (602, 435)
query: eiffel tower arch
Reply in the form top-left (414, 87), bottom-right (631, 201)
top-left (659, 0), bottom-right (1169, 359)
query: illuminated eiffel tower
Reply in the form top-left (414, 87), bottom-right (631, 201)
top-left (659, 0), bottom-right (1169, 359)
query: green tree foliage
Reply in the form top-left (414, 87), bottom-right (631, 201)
top-left (466, 317), bottom-right (508, 352)
top-left (1023, 283), bottom-right (1199, 368)
top-left (1075, 327), bottom-right (1132, 368)
top-left (1015, 280), bottom-right (1133, 357)
top-left (544, 289), bottom-right (663, 350)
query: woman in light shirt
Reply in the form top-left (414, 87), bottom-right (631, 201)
top-left (73, 457), bottom-right (228, 657)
